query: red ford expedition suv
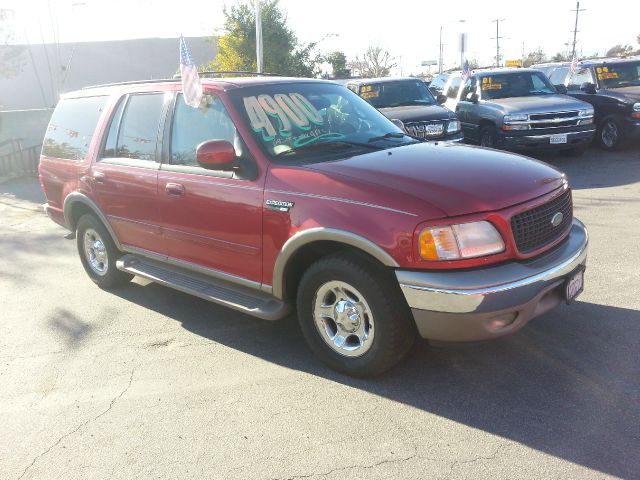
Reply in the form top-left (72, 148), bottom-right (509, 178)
top-left (40, 77), bottom-right (588, 376)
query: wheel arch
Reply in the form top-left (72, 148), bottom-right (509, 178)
top-left (63, 193), bottom-right (122, 250)
top-left (272, 228), bottom-right (400, 301)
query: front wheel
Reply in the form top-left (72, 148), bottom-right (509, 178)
top-left (597, 117), bottom-right (624, 151)
top-left (479, 125), bottom-right (498, 149)
top-left (296, 253), bottom-right (415, 376)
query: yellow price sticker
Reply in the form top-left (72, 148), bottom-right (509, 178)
top-left (361, 91), bottom-right (380, 99)
top-left (482, 83), bottom-right (502, 90)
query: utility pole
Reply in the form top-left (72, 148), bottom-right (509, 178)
top-left (522, 41), bottom-right (525, 67)
top-left (490, 19), bottom-right (505, 67)
top-left (438, 26), bottom-right (443, 74)
top-left (570, 1), bottom-right (586, 60)
top-left (255, 0), bottom-right (263, 73)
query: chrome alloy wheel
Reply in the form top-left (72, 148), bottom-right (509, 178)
top-left (312, 281), bottom-right (375, 357)
top-left (601, 120), bottom-right (619, 148)
top-left (83, 228), bottom-right (108, 276)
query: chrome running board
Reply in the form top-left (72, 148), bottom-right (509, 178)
top-left (116, 254), bottom-right (289, 321)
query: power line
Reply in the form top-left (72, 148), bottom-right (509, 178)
top-left (570, 1), bottom-right (586, 59)
top-left (490, 18), bottom-right (505, 67)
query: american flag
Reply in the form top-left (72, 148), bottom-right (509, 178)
top-left (570, 55), bottom-right (579, 75)
top-left (180, 35), bottom-right (203, 108)
top-left (461, 59), bottom-right (471, 81)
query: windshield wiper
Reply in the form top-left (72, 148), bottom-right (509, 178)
top-left (368, 132), bottom-right (424, 143)
top-left (276, 140), bottom-right (383, 156)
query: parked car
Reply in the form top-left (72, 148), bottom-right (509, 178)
top-left (533, 58), bottom-right (640, 150)
top-left (346, 77), bottom-right (463, 142)
top-left (448, 68), bottom-right (596, 154)
top-left (40, 76), bottom-right (588, 376)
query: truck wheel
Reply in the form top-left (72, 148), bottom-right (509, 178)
top-left (76, 214), bottom-right (133, 289)
top-left (296, 253), bottom-right (415, 377)
top-left (598, 117), bottom-right (623, 151)
top-left (479, 125), bottom-right (497, 148)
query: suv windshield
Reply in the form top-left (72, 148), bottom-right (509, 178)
top-left (595, 62), bottom-right (640, 88)
top-left (359, 80), bottom-right (436, 108)
top-left (480, 71), bottom-right (556, 100)
top-left (228, 82), bottom-right (417, 163)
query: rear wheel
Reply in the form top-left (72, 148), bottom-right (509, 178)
top-left (479, 125), bottom-right (497, 149)
top-left (296, 253), bottom-right (415, 376)
top-left (598, 117), bottom-right (624, 151)
top-left (76, 214), bottom-right (133, 289)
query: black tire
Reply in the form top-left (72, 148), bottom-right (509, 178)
top-left (479, 125), bottom-right (497, 149)
top-left (76, 214), bottom-right (133, 289)
top-left (296, 253), bottom-right (415, 377)
top-left (597, 117), bottom-right (624, 151)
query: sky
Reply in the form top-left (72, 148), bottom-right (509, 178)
top-left (2, 0), bottom-right (639, 75)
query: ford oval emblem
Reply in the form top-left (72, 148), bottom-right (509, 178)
top-left (551, 212), bottom-right (564, 227)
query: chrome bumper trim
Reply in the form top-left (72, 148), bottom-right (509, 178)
top-left (397, 219), bottom-right (588, 315)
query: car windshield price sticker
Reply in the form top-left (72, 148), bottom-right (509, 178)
top-left (481, 77), bottom-right (502, 90)
top-left (360, 85), bottom-right (380, 99)
top-left (596, 66), bottom-right (619, 80)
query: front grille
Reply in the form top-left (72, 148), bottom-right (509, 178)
top-left (404, 121), bottom-right (445, 138)
top-left (529, 111), bottom-right (579, 121)
top-left (529, 119), bottom-right (579, 129)
top-left (511, 190), bottom-right (573, 253)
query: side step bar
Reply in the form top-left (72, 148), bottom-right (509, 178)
top-left (116, 254), bottom-right (289, 321)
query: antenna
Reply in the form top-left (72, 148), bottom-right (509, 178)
top-left (490, 19), bottom-right (505, 67)
top-left (570, 1), bottom-right (586, 59)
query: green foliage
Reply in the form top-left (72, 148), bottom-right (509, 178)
top-left (209, 0), bottom-right (321, 77)
top-left (326, 51), bottom-right (350, 78)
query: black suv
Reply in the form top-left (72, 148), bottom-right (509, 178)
top-left (346, 78), bottom-right (463, 142)
top-left (534, 58), bottom-right (640, 150)
top-left (450, 68), bottom-right (595, 154)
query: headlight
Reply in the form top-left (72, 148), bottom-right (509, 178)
top-left (447, 119), bottom-right (460, 133)
top-left (633, 103), bottom-right (640, 112)
top-left (504, 114), bottom-right (528, 123)
top-left (419, 221), bottom-right (505, 261)
top-left (579, 108), bottom-right (594, 117)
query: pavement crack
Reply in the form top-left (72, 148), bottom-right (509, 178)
top-left (276, 452), bottom-right (419, 480)
top-left (448, 443), bottom-right (507, 473)
top-left (16, 368), bottom-right (135, 480)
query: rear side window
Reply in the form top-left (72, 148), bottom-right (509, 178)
top-left (43, 96), bottom-right (107, 161)
top-left (102, 93), bottom-right (164, 162)
top-left (446, 77), bottom-right (462, 98)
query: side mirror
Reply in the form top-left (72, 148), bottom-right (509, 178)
top-left (468, 92), bottom-right (479, 103)
top-left (436, 94), bottom-right (447, 105)
top-left (196, 140), bottom-right (236, 170)
top-left (555, 84), bottom-right (568, 94)
top-left (390, 118), bottom-right (406, 132)
top-left (580, 82), bottom-right (596, 94)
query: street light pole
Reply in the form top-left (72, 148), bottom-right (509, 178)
top-left (255, 0), bottom-right (263, 73)
top-left (439, 25), bottom-right (443, 74)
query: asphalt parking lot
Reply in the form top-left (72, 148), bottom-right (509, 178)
top-left (1, 146), bottom-right (639, 480)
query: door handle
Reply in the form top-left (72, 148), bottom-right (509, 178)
top-left (92, 171), bottom-right (107, 184)
top-left (165, 182), bottom-right (185, 196)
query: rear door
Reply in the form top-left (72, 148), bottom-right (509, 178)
top-left (91, 92), bottom-right (168, 253)
top-left (157, 92), bottom-right (263, 285)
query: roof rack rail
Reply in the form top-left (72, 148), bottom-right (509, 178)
top-left (172, 70), bottom-right (283, 79)
top-left (82, 78), bottom-right (178, 89)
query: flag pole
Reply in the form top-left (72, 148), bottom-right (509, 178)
top-left (255, 0), bottom-right (263, 73)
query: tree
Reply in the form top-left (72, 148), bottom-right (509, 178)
top-left (551, 52), bottom-right (570, 62)
top-left (208, 0), bottom-right (321, 77)
top-left (606, 44), bottom-right (633, 57)
top-left (326, 51), bottom-right (350, 78)
top-left (522, 50), bottom-right (547, 67)
top-left (0, 9), bottom-right (25, 79)
top-left (349, 46), bottom-right (396, 78)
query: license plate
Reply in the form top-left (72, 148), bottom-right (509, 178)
top-left (564, 268), bottom-right (584, 303)
top-left (550, 133), bottom-right (568, 144)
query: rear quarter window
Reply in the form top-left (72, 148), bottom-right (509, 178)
top-left (42, 96), bottom-right (108, 161)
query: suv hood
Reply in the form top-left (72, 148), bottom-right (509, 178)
top-left (378, 104), bottom-right (453, 122)
top-left (306, 143), bottom-right (565, 217)
top-left (489, 94), bottom-right (590, 114)
top-left (601, 86), bottom-right (640, 103)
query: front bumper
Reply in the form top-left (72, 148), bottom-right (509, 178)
top-left (499, 128), bottom-right (595, 151)
top-left (396, 219), bottom-right (588, 342)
